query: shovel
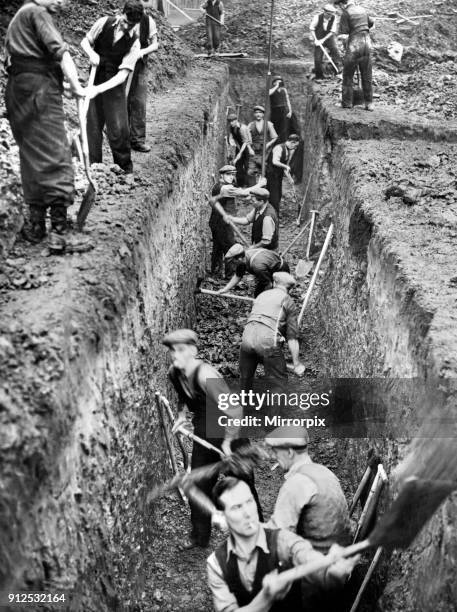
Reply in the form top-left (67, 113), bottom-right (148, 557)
top-left (76, 66), bottom-right (97, 231)
top-left (295, 209), bottom-right (319, 279)
top-left (195, 278), bottom-right (254, 303)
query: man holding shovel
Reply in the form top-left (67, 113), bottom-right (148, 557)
top-left (163, 329), bottom-right (241, 549)
top-left (335, 0), bottom-right (375, 110)
top-left (207, 477), bottom-right (357, 612)
top-left (4, 0), bottom-right (96, 252)
top-left (200, 0), bottom-right (225, 56)
top-left (81, 1), bottom-right (144, 173)
top-left (309, 4), bottom-right (341, 81)
top-left (267, 134), bottom-right (300, 214)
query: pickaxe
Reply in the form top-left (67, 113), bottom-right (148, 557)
top-left (205, 194), bottom-right (250, 247)
top-left (195, 278), bottom-right (254, 303)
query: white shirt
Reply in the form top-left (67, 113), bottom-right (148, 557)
top-left (310, 13), bottom-right (338, 34)
top-left (85, 15), bottom-right (141, 71)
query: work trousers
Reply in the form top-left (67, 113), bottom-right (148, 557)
top-left (251, 259), bottom-right (290, 297)
top-left (239, 323), bottom-right (287, 418)
top-left (190, 440), bottom-right (263, 544)
top-left (270, 106), bottom-right (289, 144)
top-left (314, 36), bottom-right (341, 79)
top-left (342, 33), bottom-right (373, 107)
top-left (128, 60), bottom-right (147, 146)
top-left (209, 218), bottom-right (236, 276)
top-left (234, 149), bottom-right (249, 187)
top-left (87, 82), bottom-right (132, 172)
top-left (266, 170), bottom-right (283, 215)
top-left (5, 73), bottom-right (74, 210)
top-left (206, 20), bottom-right (221, 51)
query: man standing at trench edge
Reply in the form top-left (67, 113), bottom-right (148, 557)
top-left (81, 1), bottom-right (144, 173)
top-left (4, 0), bottom-right (95, 252)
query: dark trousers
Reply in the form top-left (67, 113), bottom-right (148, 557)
top-left (209, 219), bottom-right (235, 276)
top-left (252, 261), bottom-right (290, 297)
top-left (314, 36), bottom-right (341, 79)
top-left (128, 60), bottom-right (147, 146)
top-left (5, 73), bottom-right (74, 209)
top-left (205, 19), bottom-right (221, 51)
top-left (342, 33), bottom-right (373, 107)
top-left (266, 170), bottom-right (283, 215)
top-left (190, 440), bottom-right (264, 544)
top-left (87, 82), bottom-right (132, 172)
top-left (270, 106), bottom-right (289, 143)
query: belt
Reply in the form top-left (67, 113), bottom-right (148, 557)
top-left (8, 55), bottom-right (62, 81)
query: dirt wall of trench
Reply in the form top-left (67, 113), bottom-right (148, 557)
top-left (302, 87), bottom-right (457, 611)
top-left (0, 62), bottom-right (229, 610)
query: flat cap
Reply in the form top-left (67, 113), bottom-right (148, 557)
top-left (287, 133), bottom-right (300, 142)
top-left (273, 271), bottom-right (296, 288)
top-left (249, 186), bottom-right (270, 201)
top-left (253, 105), bottom-right (265, 113)
top-left (162, 329), bottom-right (198, 348)
top-left (272, 75), bottom-right (283, 82)
top-left (265, 425), bottom-right (309, 448)
top-left (219, 164), bottom-right (237, 174)
top-left (324, 3), bottom-right (337, 12)
top-left (227, 112), bottom-right (238, 121)
top-left (225, 243), bottom-right (245, 260)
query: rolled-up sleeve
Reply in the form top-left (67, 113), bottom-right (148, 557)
top-left (261, 216), bottom-right (275, 244)
top-left (284, 296), bottom-right (298, 340)
top-left (119, 39), bottom-right (141, 71)
top-left (309, 14), bottom-right (319, 32)
top-left (207, 553), bottom-right (239, 612)
top-left (34, 10), bottom-right (68, 60)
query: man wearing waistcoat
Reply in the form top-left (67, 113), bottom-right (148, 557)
top-left (223, 187), bottom-right (278, 253)
top-left (227, 113), bottom-right (254, 187)
top-left (219, 243), bottom-right (290, 298)
top-left (4, 0), bottom-right (95, 251)
top-left (309, 4), bottom-right (341, 80)
top-left (267, 134), bottom-right (300, 214)
top-left (335, 0), bottom-right (375, 110)
top-left (127, 0), bottom-right (159, 152)
top-left (239, 273), bottom-right (305, 412)
top-left (265, 426), bottom-right (351, 609)
top-left (201, 0), bottom-right (225, 56)
top-left (209, 166), bottom-right (266, 278)
top-left (163, 329), bottom-right (240, 549)
top-left (207, 477), bottom-right (357, 612)
top-left (81, 1), bottom-right (144, 173)
top-left (247, 106), bottom-right (278, 186)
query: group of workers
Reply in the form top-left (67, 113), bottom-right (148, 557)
top-left (162, 327), bottom-right (357, 611)
top-left (4, 1), bottom-right (376, 608)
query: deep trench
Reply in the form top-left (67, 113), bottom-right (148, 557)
top-left (3, 59), bottom-right (455, 612)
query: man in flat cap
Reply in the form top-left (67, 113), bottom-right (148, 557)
top-left (335, 0), bottom-right (375, 110)
top-left (209, 167), bottom-right (267, 277)
top-left (265, 425), bottom-right (351, 608)
top-left (268, 75), bottom-right (293, 143)
top-left (267, 134), bottom-right (300, 214)
top-left (207, 477), bottom-right (357, 612)
top-left (227, 112), bottom-right (254, 187)
top-left (223, 186), bottom-right (279, 252)
top-left (217, 242), bottom-right (290, 298)
top-left (309, 4), bottom-right (341, 81)
top-left (247, 105), bottom-right (278, 185)
top-left (239, 273), bottom-right (305, 414)
top-left (163, 329), bottom-right (241, 549)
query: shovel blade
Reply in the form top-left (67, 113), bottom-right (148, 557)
top-left (295, 259), bottom-right (314, 279)
top-left (369, 478), bottom-right (456, 551)
top-left (76, 183), bottom-right (97, 231)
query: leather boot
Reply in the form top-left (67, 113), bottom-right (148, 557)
top-left (22, 206), bottom-right (46, 243)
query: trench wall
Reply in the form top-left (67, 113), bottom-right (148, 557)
top-left (301, 86), bottom-right (457, 611)
top-left (0, 63), bottom-right (228, 610)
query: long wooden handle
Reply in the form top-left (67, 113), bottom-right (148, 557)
top-left (349, 547), bottom-right (383, 612)
top-left (205, 195), bottom-right (250, 247)
top-left (306, 211), bottom-right (317, 260)
top-left (205, 11), bottom-right (228, 29)
top-left (281, 220), bottom-right (311, 257)
top-left (175, 424), bottom-right (226, 458)
top-left (317, 41), bottom-right (339, 73)
top-left (159, 395), bottom-right (190, 471)
top-left (298, 223), bottom-right (333, 327)
top-left (200, 288), bottom-right (254, 303)
top-left (349, 466), bottom-right (372, 516)
top-left (275, 539), bottom-right (371, 590)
